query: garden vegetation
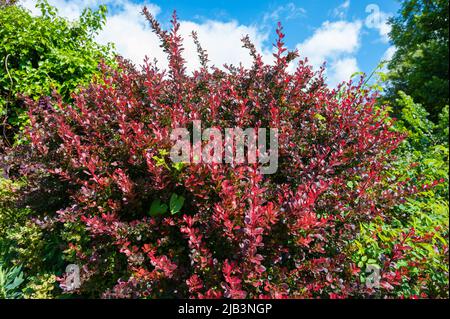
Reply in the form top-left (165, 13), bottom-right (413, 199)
top-left (0, 0), bottom-right (448, 299)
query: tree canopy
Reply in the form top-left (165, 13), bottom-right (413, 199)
top-left (387, 0), bottom-right (449, 121)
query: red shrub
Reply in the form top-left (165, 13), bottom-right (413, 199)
top-left (19, 9), bottom-right (411, 298)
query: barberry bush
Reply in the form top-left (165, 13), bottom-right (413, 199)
top-left (3, 9), bottom-right (444, 298)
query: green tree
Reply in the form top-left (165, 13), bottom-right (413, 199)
top-left (0, 0), bottom-right (114, 145)
top-left (387, 0), bottom-right (449, 121)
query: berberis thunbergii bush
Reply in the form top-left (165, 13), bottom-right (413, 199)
top-left (2, 8), bottom-right (446, 298)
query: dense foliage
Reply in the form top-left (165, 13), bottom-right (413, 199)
top-left (0, 2), bottom-right (448, 299)
top-left (352, 91), bottom-right (449, 298)
top-left (4, 8), bottom-right (439, 298)
top-left (0, 0), bottom-right (113, 145)
top-left (386, 0), bottom-right (449, 121)
top-left (0, 0), bottom-right (113, 298)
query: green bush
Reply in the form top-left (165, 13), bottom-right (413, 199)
top-left (352, 92), bottom-right (449, 298)
top-left (0, 0), bottom-right (114, 144)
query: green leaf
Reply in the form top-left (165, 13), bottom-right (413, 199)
top-left (367, 259), bottom-right (377, 265)
top-left (313, 113), bottom-right (326, 121)
top-left (350, 71), bottom-right (364, 79)
top-left (149, 199), bottom-right (168, 216)
top-left (172, 162), bottom-right (185, 172)
top-left (169, 193), bottom-right (185, 215)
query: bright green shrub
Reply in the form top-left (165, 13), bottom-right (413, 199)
top-left (22, 273), bottom-right (56, 299)
top-left (352, 92), bottom-right (449, 298)
top-left (0, 0), bottom-right (114, 144)
top-left (0, 175), bottom-right (65, 298)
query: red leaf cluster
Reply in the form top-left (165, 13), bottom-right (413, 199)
top-left (17, 10), bottom-right (411, 298)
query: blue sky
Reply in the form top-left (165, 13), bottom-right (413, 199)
top-left (22, 0), bottom-right (399, 87)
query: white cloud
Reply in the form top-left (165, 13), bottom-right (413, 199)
top-left (21, 0), bottom-right (166, 68)
top-left (20, 0), bottom-right (363, 87)
top-left (20, 0), bottom-right (271, 72)
top-left (329, 57), bottom-right (359, 86)
top-left (100, 7), bottom-right (272, 71)
top-left (179, 20), bottom-right (271, 72)
top-left (297, 20), bottom-right (361, 67)
top-left (332, 0), bottom-right (350, 19)
top-left (295, 20), bottom-right (362, 86)
top-left (264, 2), bottom-right (306, 22)
top-left (382, 46), bottom-right (396, 62)
top-left (369, 12), bottom-right (391, 43)
top-left (375, 12), bottom-right (391, 43)
top-left (378, 45), bottom-right (396, 73)
top-left (95, 1), bottom-right (165, 68)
